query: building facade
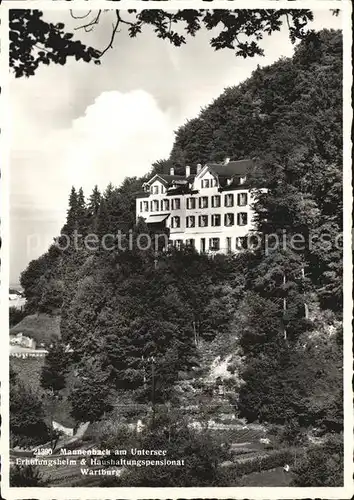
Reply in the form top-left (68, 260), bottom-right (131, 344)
top-left (136, 159), bottom-right (261, 253)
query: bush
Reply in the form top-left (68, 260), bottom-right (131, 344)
top-left (10, 465), bottom-right (46, 486)
top-left (291, 434), bottom-right (343, 486)
top-left (9, 307), bottom-right (26, 328)
top-left (227, 448), bottom-right (298, 478)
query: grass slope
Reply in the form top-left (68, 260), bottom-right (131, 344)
top-left (10, 313), bottom-right (61, 346)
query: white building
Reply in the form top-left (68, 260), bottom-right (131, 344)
top-left (136, 158), bottom-right (261, 253)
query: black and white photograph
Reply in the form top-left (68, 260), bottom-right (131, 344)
top-left (1, 2), bottom-right (352, 498)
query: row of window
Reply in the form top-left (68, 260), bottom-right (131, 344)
top-left (139, 193), bottom-right (248, 212)
top-left (201, 178), bottom-right (218, 188)
top-left (170, 212), bottom-right (248, 228)
top-left (200, 176), bottom-right (246, 189)
top-left (173, 236), bottom-right (248, 252)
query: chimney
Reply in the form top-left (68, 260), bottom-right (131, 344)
top-left (185, 165), bottom-right (191, 178)
top-left (170, 167), bottom-right (175, 176)
top-left (224, 157), bottom-right (230, 165)
top-left (197, 163), bottom-right (202, 174)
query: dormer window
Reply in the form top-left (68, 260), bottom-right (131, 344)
top-left (227, 178), bottom-right (233, 186)
top-left (240, 176), bottom-right (247, 185)
top-left (201, 179), bottom-right (210, 188)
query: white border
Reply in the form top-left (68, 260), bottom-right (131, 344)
top-left (0, 1), bottom-right (349, 9)
top-left (1, 1), bottom-right (352, 499)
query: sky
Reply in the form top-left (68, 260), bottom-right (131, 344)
top-left (9, 9), bottom-right (342, 283)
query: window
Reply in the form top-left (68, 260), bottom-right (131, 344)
top-left (171, 216), bottom-right (181, 228)
top-left (186, 216), bottom-right (195, 228)
top-left (161, 185), bottom-right (165, 194)
top-left (186, 239), bottom-right (195, 248)
top-left (143, 201), bottom-right (149, 212)
top-left (201, 179), bottom-right (210, 188)
top-left (171, 198), bottom-right (181, 210)
top-left (199, 196), bottom-right (208, 209)
top-left (211, 214), bottom-right (221, 227)
top-left (151, 200), bottom-right (159, 212)
top-left (187, 198), bottom-right (196, 209)
top-left (198, 215), bottom-right (208, 227)
top-left (211, 195), bottom-right (221, 208)
top-left (200, 238), bottom-right (206, 253)
top-left (236, 236), bottom-right (248, 250)
top-left (224, 193), bottom-right (234, 207)
top-left (175, 239), bottom-right (183, 250)
top-left (151, 185), bottom-right (159, 194)
top-left (240, 176), bottom-right (247, 185)
top-left (139, 201), bottom-right (143, 212)
top-left (237, 212), bottom-right (248, 226)
top-left (209, 238), bottom-right (220, 251)
top-left (237, 193), bottom-right (248, 206)
top-left (226, 237), bottom-right (232, 254)
top-left (224, 213), bottom-right (234, 227)
top-left (162, 199), bottom-right (170, 211)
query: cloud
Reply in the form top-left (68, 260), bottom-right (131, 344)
top-left (10, 89), bottom-right (175, 280)
top-left (12, 89), bottom-right (174, 210)
top-left (58, 89), bottom-right (175, 194)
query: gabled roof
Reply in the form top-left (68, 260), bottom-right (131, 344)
top-left (207, 159), bottom-right (253, 178)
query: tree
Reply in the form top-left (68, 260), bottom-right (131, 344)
top-left (40, 341), bottom-right (69, 395)
top-left (291, 433), bottom-right (343, 486)
top-left (61, 185), bottom-right (87, 236)
top-left (69, 357), bottom-right (113, 423)
top-left (10, 379), bottom-right (49, 448)
top-left (111, 411), bottom-right (230, 487)
top-left (61, 186), bottom-right (78, 235)
top-left (87, 185), bottom-right (101, 232)
top-left (10, 465), bottom-right (46, 486)
top-left (9, 306), bottom-right (26, 328)
top-left (10, 9), bottom-right (323, 78)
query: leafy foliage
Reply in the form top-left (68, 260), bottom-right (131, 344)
top-left (40, 341), bottom-right (69, 394)
top-left (10, 9), bottom-right (318, 78)
top-left (291, 433), bottom-right (343, 486)
top-left (68, 357), bottom-right (113, 423)
top-left (10, 465), bottom-right (46, 486)
top-left (111, 410), bottom-right (230, 487)
top-left (10, 373), bottom-right (49, 448)
top-left (10, 10), bottom-right (100, 78)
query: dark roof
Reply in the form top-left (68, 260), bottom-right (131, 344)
top-left (159, 174), bottom-right (195, 184)
top-left (136, 191), bottom-right (148, 199)
top-left (207, 159), bottom-right (253, 178)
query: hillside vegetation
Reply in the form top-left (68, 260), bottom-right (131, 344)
top-left (10, 313), bottom-right (61, 347)
top-left (12, 30), bottom-right (343, 487)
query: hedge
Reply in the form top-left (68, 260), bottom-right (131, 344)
top-left (225, 448), bottom-right (299, 478)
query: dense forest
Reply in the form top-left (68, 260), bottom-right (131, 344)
top-left (11, 29), bottom-right (343, 487)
